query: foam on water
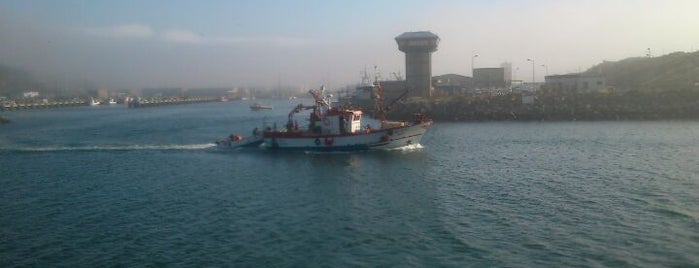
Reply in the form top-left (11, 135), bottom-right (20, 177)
top-left (1, 143), bottom-right (217, 152)
top-left (390, 143), bottom-right (424, 151)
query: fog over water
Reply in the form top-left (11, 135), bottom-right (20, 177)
top-left (1, 0), bottom-right (698, 89)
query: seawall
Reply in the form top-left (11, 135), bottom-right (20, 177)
top-left (385, 89), bottom-right (699, 122)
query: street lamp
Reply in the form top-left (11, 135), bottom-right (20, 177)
top-left (540, 64), bottom-right (549, 76)
top-left (472, 54), bottom-right (479, 76)
top-left (526, 58), bottom-right (535, 84)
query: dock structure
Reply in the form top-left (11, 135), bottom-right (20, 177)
top-left (395, 31), bottom-right (440, 98)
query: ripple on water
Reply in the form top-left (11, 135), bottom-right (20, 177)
top-left (3, 110), bottom-right (699, 267)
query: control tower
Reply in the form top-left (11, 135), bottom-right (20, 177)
top-left (395, 31), bottom-right (439, 98)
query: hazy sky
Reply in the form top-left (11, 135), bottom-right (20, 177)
top-left (1, 0), bottom-right (698, 89)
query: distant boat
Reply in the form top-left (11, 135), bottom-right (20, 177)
top-left (88, 98), bottom-right (100, 106)
top-left (250, 102), bottom-right (273, 111)
top-left (107, 98), bottom-right (117, 105)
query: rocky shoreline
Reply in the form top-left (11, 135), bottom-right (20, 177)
top-left (385, 89), bottom-right (699, 122)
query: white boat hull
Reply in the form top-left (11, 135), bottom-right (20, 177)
top-left (262, 121), bottom-right (431, 151)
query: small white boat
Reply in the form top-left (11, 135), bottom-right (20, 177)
top-left (215, 133), bottom-right (264, 149)
top-left (88, 98), bottom-right (100, 106)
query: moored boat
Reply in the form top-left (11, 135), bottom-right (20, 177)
top-left (250, 102), bottom-right (273, 111)
top-left (88, 98), bottom-right (101, 106)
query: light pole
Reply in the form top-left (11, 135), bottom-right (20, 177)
top-left (540, 64), bottom-right (548, 76)
top-left (527, 58), bottom-right (535, 85)
top-left (471, 54), bottom-right (479, 77)
top-left (514, 67), bottom-right (519, 81)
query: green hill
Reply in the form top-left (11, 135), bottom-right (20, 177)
top-left (585, 51), bottom-right (699, 91)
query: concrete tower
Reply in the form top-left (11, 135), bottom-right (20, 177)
top-left (395, 31), bottom-right (440, 98)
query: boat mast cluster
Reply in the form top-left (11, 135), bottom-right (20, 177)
top-left (285, 85), bottom-right (336, 132)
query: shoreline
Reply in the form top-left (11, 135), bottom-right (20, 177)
top-left (382, 89), bottom-right (699, 123)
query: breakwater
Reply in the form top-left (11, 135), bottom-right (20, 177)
top-left (387, 89), bottom-right (699, 121)
top-left (1, 97), bottom-right (223, 111)
top-left (1, 99), bottom-right (89, 111)
top-left (126, 97), bottom-right (220, 108)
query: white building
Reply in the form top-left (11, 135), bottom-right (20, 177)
top-left (23, 91), bottom-right (39, 98)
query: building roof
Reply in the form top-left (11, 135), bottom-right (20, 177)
top-left (434, 74), bottom-right (470, 80)
top-left (395, 31), bottom-right (439, 40)
top-left (473, 67), bottom-right (505, 71)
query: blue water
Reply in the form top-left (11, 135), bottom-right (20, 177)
top-left (1, 101), bottom-right (698, 267)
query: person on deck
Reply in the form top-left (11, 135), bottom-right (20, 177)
top-left (339, 116), bottom-right (347, 134)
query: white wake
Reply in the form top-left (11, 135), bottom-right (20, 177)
top-left (3, 143), bottom-right (217, 152)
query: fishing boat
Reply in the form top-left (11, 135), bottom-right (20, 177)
top-left (260, 83), bottom-right (431, 151)
top-left (250, 102), bottom-right (273, 111)
top-left (217, 81), bottom-right (431, 152)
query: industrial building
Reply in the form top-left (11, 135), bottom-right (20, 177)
top-left (433, 74), bottom-right (472, 95)
top-left (500, 62), bottom-right (513, 83)
top-left (473, 67), bottom-right (506, 89)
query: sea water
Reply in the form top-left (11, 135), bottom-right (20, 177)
top-left (1, 100), bottom-right (698, 267)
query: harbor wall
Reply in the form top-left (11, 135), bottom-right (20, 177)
top-left (385, 89), bottom-right (699, 121)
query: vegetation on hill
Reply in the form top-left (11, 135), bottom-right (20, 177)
top-left (585, 50), bottom-right (699, 91)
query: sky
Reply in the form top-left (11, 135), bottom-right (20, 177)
top-left (1, 0), bottom-right (699, 89)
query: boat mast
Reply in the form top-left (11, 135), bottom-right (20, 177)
top-left (373, 67), bottom-right (387, 123)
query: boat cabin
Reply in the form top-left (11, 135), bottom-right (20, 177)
top-left (311, 108), bottom-right (362, 135)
